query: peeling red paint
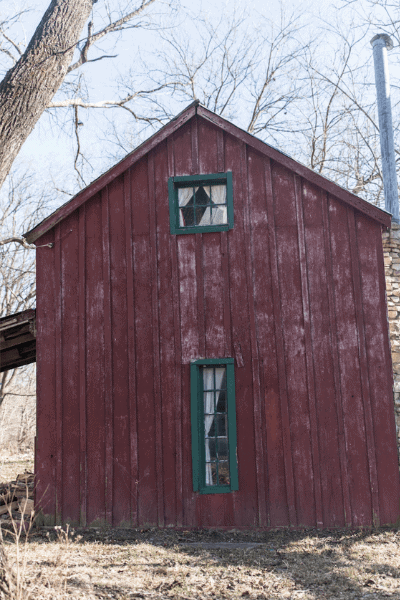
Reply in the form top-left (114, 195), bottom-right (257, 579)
top-left (34, 109), bottom-right (400, 528)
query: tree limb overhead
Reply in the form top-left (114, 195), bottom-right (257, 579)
top-left (0, 0), bottom-right (95, 191)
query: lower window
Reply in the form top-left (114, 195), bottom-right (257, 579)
top-left (190, 358), bottom-right (238, 494)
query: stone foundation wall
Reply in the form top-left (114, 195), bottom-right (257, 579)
top-left (382, 222), bottom-right (400, 463)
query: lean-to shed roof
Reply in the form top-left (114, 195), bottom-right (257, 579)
top-left (24, 101), bottom-right (391, 243)
top-left (0, 309), bottom-right (36, 372)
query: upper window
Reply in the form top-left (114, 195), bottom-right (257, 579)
top-left (190, 358), bottom-right (238, 494)
top-left (169, 173), bottom-right (233, 235)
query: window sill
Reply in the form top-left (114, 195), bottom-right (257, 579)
top-left (198, 485), bottom-right (235, 495)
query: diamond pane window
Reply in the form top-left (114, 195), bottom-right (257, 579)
top-left (191, 358), bottom-right (238, 494)
top-left (169, 173), bottom-right (233, 234)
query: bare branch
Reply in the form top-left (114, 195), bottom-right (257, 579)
top-left (73, 105), bottom-right (86, 186)
top-left (67, 0), bottom-right (157, 74)
top-left (1, 31), bottom-right (23, 57)
top-left (47, 84), bottom-right (172, 110)
top-left (0, 45), bottom-right (17, 65)
top-left (0, 237), bottom-right (35, 250)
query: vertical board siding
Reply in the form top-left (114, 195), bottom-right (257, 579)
top-left (102, 187), bottom-right (114, 526)
top-left (295, 177), bottom-right (323, 528)
top-left (155, 140), bottom-right (177, 526)
top-left (248, 148), bottom-right (285, 527)
top-left (149, 149), bottom-right (165, 527)
top-left (272, 162), bottom-right (315, 527)
top-left (302, 183), bottom-right (345, 527)
top-left (85, 192), bottom-right (106, 525)
top-left (54, 224), bottom-right (63, 524)
top-left (167, 135), bottom-right (184, 527)
top-left (35, 230), bottom-right (57, 522)
top-left (243, 146), bottom-right (267, 527)
top-left (36, 113), bottom-right (400, 529)
top-left (78, 206), bottom-right (87, 526)
top-left (264, 158), bottom-right (295, 527)
top-left (172, 122), bottom-right (197, 527)
top-left (203, 232), bottom-right (225, 357)
top-left (224, 133), bottom-right (258, 526)
top-left (109, 175), bottom-right (130, 526)
top-left (328, 197), bottom-right (372, 526)
top-left (356, 214), bottom-right (400, 523)
top-left (321, 192), bottom-right (352, 526)
top-left (347, 208), bottom-right (380, 526)
top-left (124, 167), bottom-right (138, 526)
top-left (60, 214), bottom-right (80, 523)
top-left (133, 161), bottom-right (158, 526)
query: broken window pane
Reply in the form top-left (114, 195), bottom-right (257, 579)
top-left (206, 462), bottom-right (218, 485)
top-left (218, 462), bottom-right (230, 485)
top-left (215, 414), bottom-right (227, 437)
top-left (177, 183), bottom-right (227, 228)
top-left (217, 438), bottom-right (229, 462)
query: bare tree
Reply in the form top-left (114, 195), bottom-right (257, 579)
top-left (97, 5), bottom-right (311, 167)
top-left (0, 0), bottom-right (161, 191)
top-left (125, 2), bottom-right (394, 208)
top-left (0, 170), bottom-right (53, 408)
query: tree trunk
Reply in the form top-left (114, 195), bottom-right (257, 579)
top-left (0, 0), bottom-right (94, 191)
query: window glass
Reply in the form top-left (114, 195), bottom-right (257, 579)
top-left (178, 184), bottom-right (228, 228)
top-left (202, 366), bottom-right (230, 487)
top-left (190, 358), bottom-right (238, 494)
top-left (170, 173), bottom-right (233, 234)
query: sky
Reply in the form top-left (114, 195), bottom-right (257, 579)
top-left (5, 0), bottom-right (337, 187)
top-left (1, 0), bottom-right (400, 210)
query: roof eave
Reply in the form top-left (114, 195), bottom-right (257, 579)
top-left (24, 101), bottom-right (391, 242)
top-left (197, 106), bottom-right (392, 229)
top-left (24, 101), bottom-right (199, 244)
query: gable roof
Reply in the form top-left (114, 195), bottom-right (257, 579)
top-left (24, 101), bottom-right (391, 243)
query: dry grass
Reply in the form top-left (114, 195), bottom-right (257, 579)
top-left (0, 453), bottom-right (33, 484)
top-left (1, 526), bottom-right (400, 599)
top-left (1, 453), bottom-right (399, 598)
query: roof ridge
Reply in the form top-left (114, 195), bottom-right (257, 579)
top-left (24, 102), bottom-right (391, 243)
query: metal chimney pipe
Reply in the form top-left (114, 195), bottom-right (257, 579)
top-left (371, 33), bottom-right (399, 222)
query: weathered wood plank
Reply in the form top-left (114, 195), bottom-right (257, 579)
top-left (78, 205), bottom-right (87, 526)
top-left (54, 224), bottom-right (62, 525)
top-left (148, 150), bottom-right (165, 527)
top-left (85, 192), bottom-right (106, 526)
top-left (264, 158), bottom-right (296, 527)
top-left (102, 186), bottom-right (114, 526)
top-left (125, 166), bottom-right (138, 527)
top-left (242, 144), bottom-right (267, 527)
top-left (35, 229), bottom-right (56, 522)
top-left (109, 174), bottom-right (130, 526)
top-left (168, 134), bottom-right (184, 527)
top-left (294, 175), bottom-right (323, 528)
top-left (328, 196), bottom-right (372, 526)
top-left (348, 208), bottom-right (380, 526)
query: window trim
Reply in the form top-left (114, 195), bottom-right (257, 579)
top-left (169, 172), bottom-right (234, 235)
top-left (190, 357), bottom-right (238, 494)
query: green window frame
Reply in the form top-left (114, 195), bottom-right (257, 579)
top-left (169, 172), bottom-right (234, 235)
top-left (190, 358), bottom-right (238, 494)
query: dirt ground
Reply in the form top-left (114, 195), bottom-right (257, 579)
top-left (1, 453), bottom-right (400, 599)
top-left (0, 523), bottom-right (399, 599)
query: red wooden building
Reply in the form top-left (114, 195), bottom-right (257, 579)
top-left (25, 101), bottom-right (400, 528)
